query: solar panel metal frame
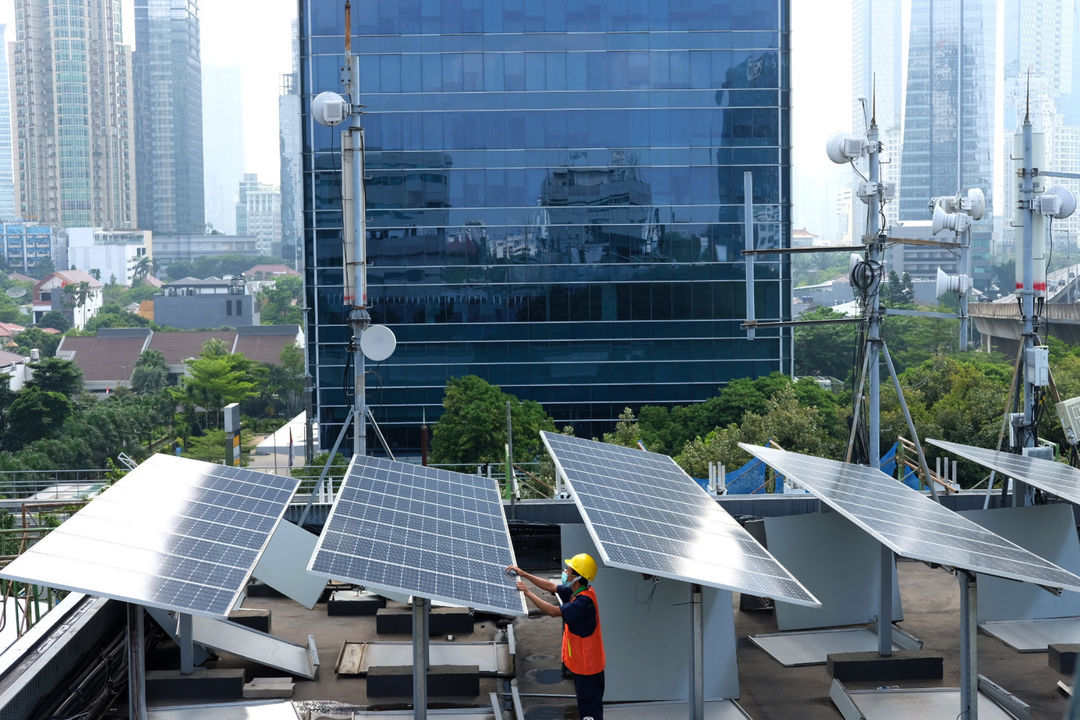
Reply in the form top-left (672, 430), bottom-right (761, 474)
top-left (741, 443), bottom-right (1080, 593)
top-left (307, 456), bottom-right (527, 617)
top-left (927, 438), bottom-right (1080, 506)
top-left (540, 432), bottom-right (820, 607)
top-left (0, 454), bottom-right (300, 618)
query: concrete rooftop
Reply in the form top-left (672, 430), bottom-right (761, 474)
top-left (125, 558), bottom-right (1074, 720)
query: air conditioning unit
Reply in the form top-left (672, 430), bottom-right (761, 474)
top-left (1056, 396), bottom-right (1080, 445)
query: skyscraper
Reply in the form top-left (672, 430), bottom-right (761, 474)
top-left (898, 0), bottom-right (996, 286)
top-left (1002, 0), bottom-right (1080, 258)
top-left (0, 25), bottom-right (15, 222)
top-left (279, 71), bottom-right (302, 266)
top-left (12, 0), bottom-right (136, 229)
top-left (852, 0), bottom-right (904, 238)
top-left (133, 0), bottom-right (205, 236)
top-left (202, 64), bottom-right (244, 235)
top-left (300, 1), bottom-right (793, 453)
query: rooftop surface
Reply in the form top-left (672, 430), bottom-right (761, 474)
top-left (130, 557), bottom-right (1073, 719)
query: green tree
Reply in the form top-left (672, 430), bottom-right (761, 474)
top-left (26, 357), bottom-right (83, 398)
top-left (430, 375), bottom-right (555, 465)
top-left (12, 327), bottom-right (62, 357)
top-left (259, 275), bottom-right (303, 325)
top-left (37, 310), bottom-right (71, 332)
top-left (174, 347), bottom-right (260, 429)
top-left (30, 258), bottom-right (54, 279)
top-left (180, 429), bottom-right (255, 464)
top-left (131, 350), bottom-right (169, 394)
top-left (793, 307), bottom-right (859, 380)
top-left (899, 272), bottom-right (915, 304)
top-left (5, 387), bottom-right (73, 450)
top-left (676, 385), bottom-right (840, 478)
top-left (130, 255), bottom-right (155, 284)
top-left (601, 407), bottom-right (641, 448)
top-left (85, 307), bottom-right (150, 332)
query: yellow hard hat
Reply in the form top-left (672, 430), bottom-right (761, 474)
top-left (564, 553), bottom-right (598, 582)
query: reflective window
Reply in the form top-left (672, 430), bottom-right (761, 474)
top-left (300, 1), bottom-right (791, 453)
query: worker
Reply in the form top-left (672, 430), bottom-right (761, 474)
top-left (508, 554), bottom-right (605, 720)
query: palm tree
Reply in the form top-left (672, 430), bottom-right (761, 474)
top-left (130, 255), bottom-right (155, 284)
top-left (62, 280), bottom-right (93, 326)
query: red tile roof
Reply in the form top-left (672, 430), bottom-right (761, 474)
top-left (235, 334), bottom-right (299, 365)
top-left (147, 330), bottom-right (237, 365)
top-left (56, 336), bottom-right (147, 383)
top-left (244, 264), bottom-right (300, 278)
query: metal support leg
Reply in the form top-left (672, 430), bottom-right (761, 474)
top-left (178, 612), bottom-right (194, 675)
top-left (881, 342), bottom-right (938, 501)
top-left (1013, 480), bottom-right (1029, 508)
top-left (878, 545), bottom-right (893, 656)
top-left (689, 584), bottom-right (704, 720)
top-left (127, 604), bottom-right (147, 720)
top-left (413, 597), bottom-right (430, 720)
top-left (960, 572), bottom-right (978, 720)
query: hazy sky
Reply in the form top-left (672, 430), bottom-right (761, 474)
top-left (0, 0), bottom-right (856, 233)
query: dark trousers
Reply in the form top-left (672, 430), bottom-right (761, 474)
top-left (573, 670), bottom-right (604, 720)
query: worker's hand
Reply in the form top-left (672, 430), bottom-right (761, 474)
top-left (516, 581), bottom-right (527, 592)
top-left (506, 565), bottom-right (521, 576)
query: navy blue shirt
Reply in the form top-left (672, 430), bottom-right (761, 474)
top-left (556, 583), bottom-right (597, 637)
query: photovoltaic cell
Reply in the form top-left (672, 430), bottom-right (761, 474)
top-left (928, 438), bottom-right (1080, 506)
top-left (0, 454), bottom-right (299, 617)
top-left (540, 432), bottom-right (820, 607)
top-left (741, 444), bottom-right (1080, 593)
top-left (307, 456), bottom-right (527, 617)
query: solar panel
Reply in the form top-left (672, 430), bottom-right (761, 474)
top-left (307, 456), bottom-right (527, 617)
top-left (741, 444), bottom-right (1080, 593)
top-left (0, 454), bottom-right (299, 617)
top-left (927, 438), bottom-right (1080, 506)
top-left (540, 432), bottom-right (820, 607)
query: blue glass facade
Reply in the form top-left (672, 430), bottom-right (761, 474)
top-left (299, 0), bottom-right (792, 453)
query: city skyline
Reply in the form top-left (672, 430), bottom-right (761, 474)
top-left (0, 0), bottom-right (292, 222)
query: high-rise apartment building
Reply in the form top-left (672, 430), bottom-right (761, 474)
top-left (300, 1), bottom-right (793, 454)
top-left (245, 187), bottom-right (282, 257)
top-left (898, 0), bottom-right (996, 287)
top-left (133, 0), bottom-right (205, 236)
top-left (11, 0), bottom-right (137, 229)
top-left (0, 25), bottom-right (14, 222)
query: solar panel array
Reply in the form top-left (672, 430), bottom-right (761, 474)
top-left (928, 438), bottom-right (1080, 506)
top-left (541, 432), bottom-right (820, 607)
top-left (741, 444), bottom-right (1080, 593)
top-left (308, 456), bottom-right (527, 617)
top-left (0, 454), bottom-right (299, 617)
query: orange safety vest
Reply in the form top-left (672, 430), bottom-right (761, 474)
top-left (562, 585), bottom-right (605, 675)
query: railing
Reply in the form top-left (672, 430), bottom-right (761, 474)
top-left (0, 469), bottom-right (112, 505)
top-left (0, 503), bottom-right (87, 639)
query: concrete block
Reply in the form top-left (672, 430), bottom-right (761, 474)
top-left (1050, 644), bottom-right (1080, 675)
top-left (229, 607), bottom-right (270, 633)
top-left (146, 668), bottom-right (245, 701)
top-left (827, 651), bottom-right (943, 682)
top-left (328, 590), bottom-right (386, 616)
top-left (375, 607), bottom-right (474, 635)
top-left (367, 664), bottom-right (480, 697)
top-left (243, 676), bottom-right (295, 699)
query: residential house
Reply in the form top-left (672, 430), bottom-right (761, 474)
top-left (31, 270), bottom-right (104, 330)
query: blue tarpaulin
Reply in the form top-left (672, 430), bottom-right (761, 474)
top-left (694, 442), bottom-right (920, 494)
top-left (693, 455), bottom-right (785, 494)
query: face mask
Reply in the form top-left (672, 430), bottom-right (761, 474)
top-left (561, 571), bottom-right (569, 584)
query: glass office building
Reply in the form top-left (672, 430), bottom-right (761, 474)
top-left (299, 1), bottom-right (793, 453)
